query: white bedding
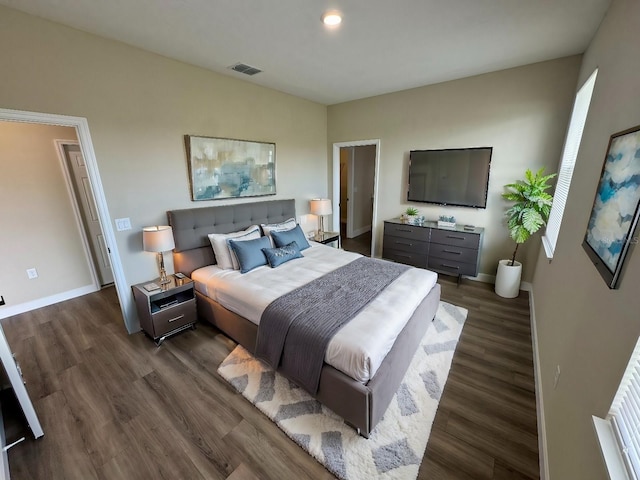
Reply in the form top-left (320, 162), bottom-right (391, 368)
top-left (191, 242), bottom-right (438, 383)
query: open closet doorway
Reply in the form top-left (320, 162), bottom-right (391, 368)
top-left (332, 140), bottom-right (380, 257)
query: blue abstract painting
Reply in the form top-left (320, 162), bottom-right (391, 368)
top-left (585, 126), bottom-right (640, 279)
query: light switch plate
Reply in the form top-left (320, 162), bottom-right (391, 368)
top-left (115, 218), bottom-right (132, 231)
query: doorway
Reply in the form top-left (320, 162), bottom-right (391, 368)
top-left (332, 139), bottom-right (380, 257)
top-left (57, 141), bottom-right (114, 286)
top-left (0, 108), bottom-right (132, 331)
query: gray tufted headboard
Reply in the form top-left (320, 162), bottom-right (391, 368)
top-left (167, 199), bottom-right (296, 276)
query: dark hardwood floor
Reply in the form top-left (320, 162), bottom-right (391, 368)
top-left (1, 276), bottom-right (537, 479)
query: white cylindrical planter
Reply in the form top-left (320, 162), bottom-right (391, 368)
top-left (495, 259), bottom-right (522, 298)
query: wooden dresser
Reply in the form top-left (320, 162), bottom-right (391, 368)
top-left (382, 218), bottom-right (484, 278)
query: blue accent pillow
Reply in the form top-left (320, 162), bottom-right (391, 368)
top-left (270, 224), bottom-right (311, 251)
top-left (262, 241), bottom-right (303, 268)
top-left (227, 236), bottom-right (271, 273)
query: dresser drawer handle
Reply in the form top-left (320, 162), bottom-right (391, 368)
top-left (396, 254), bottom-right (412, 259)
top-left (443, 249), bottom-right (461, 255)
top-left (397, 228), bottom-right (412, 232)
top-left (446, 235), bottom-right (466, 240)
top-left (441, 263), bottom-right (460, 270)
top-left (395, 240), bottom-right (413, 246)
top-left (168, 314), bottom-right (185, 323)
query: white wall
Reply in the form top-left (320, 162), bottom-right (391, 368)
top-left (328, 57), bottom-right (582, 281)
top-left (0, 6), bottom-right (327, 331)
top-left (532, 0), bottom-right (640, 478)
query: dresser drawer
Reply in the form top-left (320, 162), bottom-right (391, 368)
top-left (428, 257), bottom-right (477, 276)
top-left (152, 300), bottom-right (197, 337)
top-left (429, 243), bottom-right (478, 264)
top-left (384, 222), bottom-right (429, 241)
top-left (383, 248), bottom-right (428, 268)
top-left (383, 234), bottom-right (429, 254)
top-left (430, 229), bottom-right (480, 250)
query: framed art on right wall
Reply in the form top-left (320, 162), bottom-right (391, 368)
top-left (582, 124), bottom-right (640, 289)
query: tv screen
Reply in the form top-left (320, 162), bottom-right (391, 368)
top-left (407, 147), bottom-right (492, 208)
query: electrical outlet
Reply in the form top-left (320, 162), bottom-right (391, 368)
top-left (26, 268), bottom-right (38, 279)
top-left (553, 365), bottom-right (561, 389)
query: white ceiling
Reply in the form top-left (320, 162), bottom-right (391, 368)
top-left (1, 0), bottom-right (611, 105)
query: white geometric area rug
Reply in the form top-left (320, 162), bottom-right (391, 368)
top-left (217, 301), bottom-right (467, 480)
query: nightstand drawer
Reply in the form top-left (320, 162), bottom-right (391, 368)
top-left (429, 243), bottom-right (477, 264)
top-left (383, 235), bottom-right (428, 254)
top-left (383, 248), bottom-right (428, 268)
top-left (428, 257), bottom-right (476, 276)
top-left (430, 229), bottom-right (480, 250)
top-left (152, 299), bottom-right (197, 337)
top-left (384, 222), bottom-right (429, 241)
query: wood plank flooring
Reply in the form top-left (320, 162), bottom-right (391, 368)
top-left (1, 276), bottom-right (537, 479)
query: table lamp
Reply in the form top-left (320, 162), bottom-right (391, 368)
top-left (310, 198), bottom-right (332, 235)
top-left (143, 225), bottom-right (175, 285)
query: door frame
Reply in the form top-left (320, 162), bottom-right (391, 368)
top-left (0, 108), bottom-right (132, 331)
top-left (332, 139), bottom-right (381, 256)
top-left (54, 139), bottom-right (101, 288)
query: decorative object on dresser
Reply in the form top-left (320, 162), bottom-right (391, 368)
top-left (184, 135), bottom-right (276, 201)
top-left (132, 275), bottom-right (197, 346)
top-left (437, 215), bottom-right (456, 229)
top-left (383, 219), bottom-right (484, 281)
top-left (142, 225), bottom-right (175, 285)
top-left (582, 124), bottom-right (640, 289)
top-left (309, 198), bottom-right (332, 235)
top-left (400, 206), bottom-right (425, 225)
top-left (496, 168), bottom-right (556, 298)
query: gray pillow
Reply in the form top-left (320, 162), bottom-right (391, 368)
top-left (228, 236), bottom-right (271, 273)
top-left (271, 224), bottom-right (311, 251)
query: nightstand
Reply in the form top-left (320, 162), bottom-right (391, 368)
top-left (313, 231), bottom-right (341, 248)
top-left (132, 275), bottom-right (197, 346)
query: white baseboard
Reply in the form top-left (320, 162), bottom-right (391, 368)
top-left (0, 284), bottom-right (98, 320)
top-left (463, 273), bottom-right (532, 293)
top-left (528, 288), bottom-right (549, 480)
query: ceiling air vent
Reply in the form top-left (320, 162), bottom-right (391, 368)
top-left (228, 63), bottom-right (262, 76)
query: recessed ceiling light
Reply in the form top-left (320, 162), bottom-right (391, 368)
top-left (322, 11), bottom-right (342, 26)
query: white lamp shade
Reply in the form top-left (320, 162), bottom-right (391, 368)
top-left (310, 198), bottom-right (332, 216)
top-left (143, 226), bottom-right (175, 252)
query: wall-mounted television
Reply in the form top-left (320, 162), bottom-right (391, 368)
top-left (407, 147), bottom-right (492, 208)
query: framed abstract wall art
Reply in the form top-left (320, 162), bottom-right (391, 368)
top-left (185, 135), bottom-right (276, 201)
top-left (582, 124), bottom-right (640, 289)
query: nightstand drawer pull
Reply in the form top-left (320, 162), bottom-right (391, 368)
top-left (168, 314), bottom-right (185, 323)
top-left (443, 249), bottom-right (461, 255)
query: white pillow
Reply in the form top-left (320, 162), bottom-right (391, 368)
top-left (261, 218), bottom-right (297, 246)
top-left (208, 225), bottom-right (261, 270)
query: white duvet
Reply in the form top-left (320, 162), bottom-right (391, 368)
top-left (191, 242), bottom-right (438, 383)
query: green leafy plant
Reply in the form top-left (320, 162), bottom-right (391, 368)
top-left (503, 168), bottom-right (556, 266)
top-left (405, 207), bottom-right (419, 216)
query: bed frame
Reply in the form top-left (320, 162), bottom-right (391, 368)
top-left (168, 199), bottom-right (441, 437)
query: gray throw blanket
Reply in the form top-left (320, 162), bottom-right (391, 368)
top-left (255, 257), bottom-right (409, 394)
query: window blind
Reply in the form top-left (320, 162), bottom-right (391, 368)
top-left (542, 69), bottom-right (598, 258)
top-left (610, 337), bottom-right (640, 480)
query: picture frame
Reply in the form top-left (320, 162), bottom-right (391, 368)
top-left (184, 135), bottom-right (276, 201)
top-left (582, 124), bottom-right (640, 289)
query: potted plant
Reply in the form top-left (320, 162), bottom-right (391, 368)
top-left (401, 207), bottom-right (420, 224)
top-left (495, 168), bottom-right (556, 298)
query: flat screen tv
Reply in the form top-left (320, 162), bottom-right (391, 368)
top-left (407, 147), bottom-right (492, 208)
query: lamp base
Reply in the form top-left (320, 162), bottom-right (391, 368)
top-left (158, 252), bottom-right (171, 285)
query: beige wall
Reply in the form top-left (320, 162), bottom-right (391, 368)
top-left (328, 57), bottom-right (582, 281)
top-left (0, 7), bottom-right (327, 331)
top-left (532, 0), bottom-right (640, 478)
top-left (0, 122), bottom-right (92, 304)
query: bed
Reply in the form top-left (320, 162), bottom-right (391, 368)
top-left (168, 199), bottom-right (441, 438)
